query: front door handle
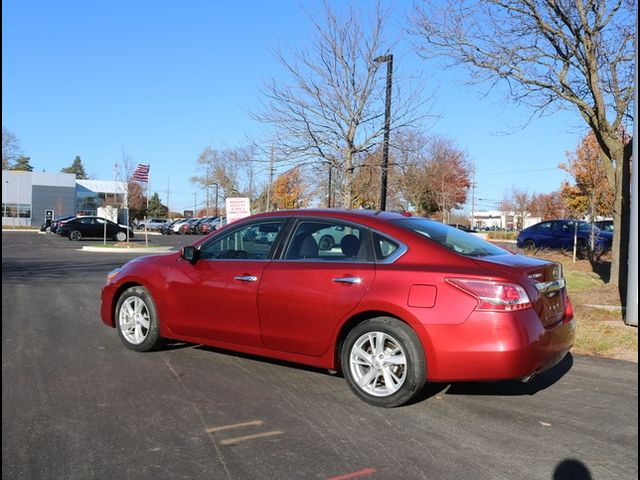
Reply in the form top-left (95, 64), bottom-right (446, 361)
top-left (234, 275), bottom-right (258, 282)
top-left (332, 276), bottom-right (362, 285)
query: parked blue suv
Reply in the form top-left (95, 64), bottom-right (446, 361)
top-left (517, 219), bottom-right (613, 257)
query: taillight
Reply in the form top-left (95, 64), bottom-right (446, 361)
top-left (446, 278), bottom-right (532, 312)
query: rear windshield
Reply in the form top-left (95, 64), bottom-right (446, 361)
top-left (393, 218), bottom-right (509, 257)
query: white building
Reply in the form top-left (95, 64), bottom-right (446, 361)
top-left (2, 170), bottom-right (128, 227)
top-left (470, 210), bottom-right (541, 230)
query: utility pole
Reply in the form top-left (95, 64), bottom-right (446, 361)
top-left (375, 54), bottom-right (393, 211)
top-left (327, 163), bottom-right (332, 208)
top-left (166, 177), bottom-right (170, 218)
top-left (214, 183), bottom-right (219, 217)
top-left (470, 168), bottom-right (476, 230)
top-left (625, 40), bottom-right (638, 326)
top-left (266, 144), bottom-right (275, 212)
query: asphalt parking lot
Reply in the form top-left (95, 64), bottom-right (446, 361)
top-left (2, 231), bottom-right (638, 480)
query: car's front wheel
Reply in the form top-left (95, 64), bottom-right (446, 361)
top-left (115, 286), bottom-right (162, 352)
top-left (523, 239), bottom-right (536, 250)
top-left (114, 231), bottom-right (127, 242)
top-left (341, 317), bottom-right (426, 407)
top-left (68, 230), bottom-right (82, 241)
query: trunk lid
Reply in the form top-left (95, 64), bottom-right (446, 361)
top-left (473, 254), bottom-right (568, 328)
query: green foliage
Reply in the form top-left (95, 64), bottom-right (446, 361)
top-left (146, 192), bottom-right (168, 218)
top-left (10, 156), bottom-right (34, 172)
top-left (61, 156), bottom-right (88, 179)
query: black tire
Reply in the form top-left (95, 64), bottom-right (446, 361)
top-left (114, 231), bottom-right (127, 242)
top-left (523, 239), bottom-right (536, 250)
top-left (115, 286), bottom-right (163, 352)
top-left (69, 230), bottom-right (82, 241)
top-left (318, 235), bottom-right (335, 250)
top-left (341, 317), bottom-right (426, 407)
top-left (576, 239), bottom-right (589, 259)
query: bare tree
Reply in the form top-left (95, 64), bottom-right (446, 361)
top-left (116, 149), bottom-right (146, 224)
top-left (2, 127), bottom-right (22, 169)
top-left (254, 1), bottom-right (426, 208)
top-left (411, 0), bottom-right (635, 289)
top-left (504, 187), bottom-right (532, 230)
top-left (191, 145), bottom-right (260, 214)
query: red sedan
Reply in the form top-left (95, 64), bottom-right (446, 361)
top-left (101, 209), bottom-right (575, 407)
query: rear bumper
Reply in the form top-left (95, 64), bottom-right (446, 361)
top-left (425, 308), bottom-right (575, 382)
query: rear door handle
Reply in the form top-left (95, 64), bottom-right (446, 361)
top-left (234, 275), bottom-right (258, 282)
top-left (332, 276), bottom-right (362, 285)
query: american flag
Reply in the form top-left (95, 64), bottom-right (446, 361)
top-left (132, 163), bottom-right (150, 182)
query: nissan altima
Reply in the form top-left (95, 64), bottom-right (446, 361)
top-left (101, 209), bottom-right (575, 407)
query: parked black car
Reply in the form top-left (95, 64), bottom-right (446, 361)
top-left (58, 216), bottom-right (134, 241)
top-left (47, 215), bottom-right (76, 234)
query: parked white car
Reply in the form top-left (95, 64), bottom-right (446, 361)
top-left (137, 218), bottom-right (169, 231)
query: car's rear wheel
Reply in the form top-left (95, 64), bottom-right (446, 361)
top-left (341, 317), bottom-right (426, 407)
top-left (523, 239), bottom-right (536, 250)
top-left (115, 286), bottom-right (162, 352)
top-left (115, 231), bottom-right (127, 242)
top-left (69, 230), bottom-right (82, 241)
top-left (319, 235), bottom-right (335, 250)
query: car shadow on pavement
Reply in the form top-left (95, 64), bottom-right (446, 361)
top-left (194, 345), bottom-right (334, 376)
top-left (440, 353), bottom-right (574, 397)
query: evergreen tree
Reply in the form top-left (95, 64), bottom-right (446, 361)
top-left (61, 155), bottom-right (88, 179)
top-left (146, 192), bottom-right (168, 218)
top-left (10, 156), bottom-right (34, 172)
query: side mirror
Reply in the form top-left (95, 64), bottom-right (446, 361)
top-left (182, 246), bottom-right (199, 264)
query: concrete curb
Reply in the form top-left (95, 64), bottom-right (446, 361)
top-left (1, 229), bottom-right (41, 233)
top-left (80, 246), bottom-right (175, 253)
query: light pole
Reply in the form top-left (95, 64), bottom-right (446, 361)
top-left (212, 183), bottom-right (219, 217)
top-left (374, 54), bottom-right (393, 211)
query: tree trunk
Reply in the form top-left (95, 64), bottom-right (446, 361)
top-left (609, 139), bottom-right (632, 302)
top-left (343, 149), bottom-right (355, 209)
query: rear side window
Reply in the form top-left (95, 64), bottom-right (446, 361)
top-left (284, 220), bottom-right (370, 262)
top-left (372, 233), bottom-right (400, 261)
top-left (393, 218), bottom-right (508, 257)
top-left (534, 222), bottom-right (553, 233)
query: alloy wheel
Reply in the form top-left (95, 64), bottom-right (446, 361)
top-left (118, 296), bottom-right (151, 345)
top-left (349, 331), bottom-right (407, 397)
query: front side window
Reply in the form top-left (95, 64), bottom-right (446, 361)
top-left (394, 218), bottom-right (508, 257)
top-left (199, 220), bottom-right (285, 260)
top-left (535, 222), bottom-right (553, 233)
top-left (284, 220), bottom-right (369, 261)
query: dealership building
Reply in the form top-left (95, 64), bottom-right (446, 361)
top-left (2, 170), bottom-right (127, 227)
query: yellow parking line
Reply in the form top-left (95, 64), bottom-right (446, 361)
top-left (205, 420), bottom-right (263, 433)
top-left (219, 430), bottom-right (283, 446)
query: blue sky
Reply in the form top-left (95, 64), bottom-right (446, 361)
top-left (2, 0), bottom-right (585, 213)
